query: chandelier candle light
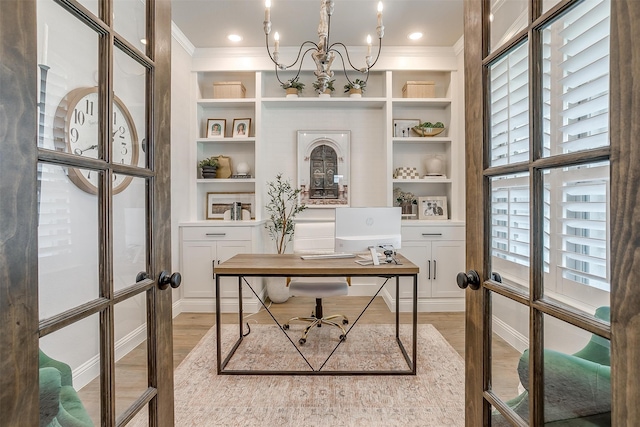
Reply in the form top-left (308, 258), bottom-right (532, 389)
top-left (264, 0), bottom-right (384, 95)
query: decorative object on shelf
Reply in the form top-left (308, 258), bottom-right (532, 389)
top-left (393, 167), bottom-right (420, 179)
top-left (297, 130), bottom-right (351, 207)
top-left (206, 192), bottom-right (256, 220)
top-left (418, 196), bottom-right (448, 220)
top-left (263, 0), bottom-right (384, 94)
top-left (232, 118), bottom-right (251, 138)
top-left (313, 78), bottom-right (335, 97)
top-left (281, 79), bottom-right (305, 97)
top-left (402, 80), bottom-right (435, 98)
top-left (212, 155), bottom-right (232, 178)
top-left (54, 87), bottom-right (139, 195)
top-left (413, 121), bottom-right (445, 137)
top-left (394, 188), bottom-right (417, 216)
top-left (235, 161), bottom-right (251, 176)
top-left (206, 118), bottom-right (226, 138)
top-left (393, 119), bottom-right (420, 137)
top-left (213, 81), bottom-right (246, 99)
top-left (265, 173), bottom-right (307, 303)
top-left (425, 155), bottom-right (445, 176)
top-left (343, 78), bottom-right (367, 97)
top-left (198, 157), bottom-right (219, 179)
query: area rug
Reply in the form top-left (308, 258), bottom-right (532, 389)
top-left (134, 323), bottom-right (464, 426)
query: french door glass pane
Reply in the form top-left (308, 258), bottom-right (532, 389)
top-left (115, 292), bottom-right (149, 418)
top-left (38, 163), bottom-right (99, 319)
top-left (491, 172), bottom-right (530, 288)
top-left (490, 42), bottom-right (529, 166)
top-left (40, 314), bottom-right (101, 426)
top-left (36, 0), bottom-right (99, 152)
top-left (491, 293), bottom-right (529, 410)
top-left (543, 313), bottom-right (611, 424)
top-left (490, 0), bottom-right (528, 53)
top-left (113, 0), bottom-right (147, 53)
top-left (113, 176), bottom-right (147, 291)
top-left (542, 0), bottom-right (610, 157)
top-left (542, 162), bottom-right (610, 311)
top-left (542, 0), bottom-right (562, 14)
top-left (113, 46), bottom-right (147, 168)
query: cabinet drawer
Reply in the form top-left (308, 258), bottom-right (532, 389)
top-left (401, 225), bottom-right (465, 241)
top-left (181, 226), bottom-right (251, 241)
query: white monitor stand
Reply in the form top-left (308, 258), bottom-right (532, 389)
top-left (368, 246), bottom-right (380, 265)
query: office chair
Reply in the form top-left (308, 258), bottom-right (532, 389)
top-left (282, 222), bottom-right (350, 345)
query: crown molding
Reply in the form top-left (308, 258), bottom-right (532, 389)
top-left (172, 21), bottom-right (195, 56)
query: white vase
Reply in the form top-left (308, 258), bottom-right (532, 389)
top-left (266, 277), bottom-right (290, 303)
top-left (236, 161), bottom-right (250, 175)
top-left (425, 155), bottom-right (444, 176)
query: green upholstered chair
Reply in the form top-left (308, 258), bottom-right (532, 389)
top-left (39, 350), bottom-right (94, 427)
top-left (492, 307), bottom-right (611, 426)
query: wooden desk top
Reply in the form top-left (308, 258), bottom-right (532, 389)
top-left (214, 253), bottom-right (419, 277)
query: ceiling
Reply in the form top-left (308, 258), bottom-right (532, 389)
top-left (170, 0), bottom-right (464, 49)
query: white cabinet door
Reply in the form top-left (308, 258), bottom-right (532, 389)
top-left (217, 240), bottom-right (252, 299)
top-left (397, 242), bottom-right (431, 299)
top-left (431, 240), bottom-right (465, 298)
top-left (182, 241), bottom-right (216, 298)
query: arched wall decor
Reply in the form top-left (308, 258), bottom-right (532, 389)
top-left (297, 130), bottom-right (350, 207)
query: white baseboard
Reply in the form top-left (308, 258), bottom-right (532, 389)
top-left (73, 324), bottom-right (147, 389)
top-left (380, 287), bottom-right (465, 312)
top-left (492, 315), bottom-right (529, 353)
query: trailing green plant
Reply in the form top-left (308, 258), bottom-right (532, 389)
top-left (198, 157), bottom-right (219, 168)
top-left (343, 78), bottom-right (367, 93)
top-left (281, 79), bottom-right (305, 91)
top-left (265, 173), bottom-right (307, 254)
top-left (313, 79), bottom-right (335, 92)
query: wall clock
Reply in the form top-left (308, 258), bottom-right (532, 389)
top-left (55, 87), bottom-right (139, 195)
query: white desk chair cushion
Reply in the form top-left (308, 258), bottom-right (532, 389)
top-left (288, 278), bottom-right (349, 297)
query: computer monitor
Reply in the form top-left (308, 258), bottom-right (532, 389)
top-left (334, 207), bottom-right (402, 254)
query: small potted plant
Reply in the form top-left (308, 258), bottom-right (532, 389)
top-left (313, 79), bottom-right (335, 97)
top-left (281, 79), bottom-right (305, 97)
top-left (198, 157), bottom-right (219, 179)
top-left (264, 173), bottom-right (307, 302)
top-left (394, 188), bottom-right (417, 216)
top-left (343, 78), bottom-right (367, 97)
top-left (413, 121), bottom-right (446, 137)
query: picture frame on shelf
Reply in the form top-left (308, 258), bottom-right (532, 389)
top-left (206, 192), bottom-right (255, 220)
top-left (418, 196), bottom-right (448, 220)
top-left (206, 119), bottom-right (226, 138)
top-left (393, 119), bottom-right (420, 138)
top-left (297, 130), bottom-right (350, 208)
top-left (232, 118), bottom-right (251, 138)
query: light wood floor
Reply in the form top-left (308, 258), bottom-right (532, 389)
top-left (80, 296), bottom-right (522, 423)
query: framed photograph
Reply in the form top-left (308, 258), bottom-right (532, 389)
top-left (206, 192), bottom-right (255, 220)
top-left (297, 130), bottom-right (350, 207)
top-left (206, 119), bottom-right (226, 138)
top-left (232, 118), bottom-right (251, 138)
top-left (418, 196), bottom-right (448, 220)
top-left (393, 119), bottom-right (420, 137)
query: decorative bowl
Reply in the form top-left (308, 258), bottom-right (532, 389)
top-left (413, 126), bottom-right (445, 137)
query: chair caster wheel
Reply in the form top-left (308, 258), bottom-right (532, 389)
top-left (342, 319), bottom-right (348, 325)
top-left (299, 338), bottom-right (306, 345)
top-left (282, 324), bottom-right (289, 330)
top-left (339, 334), bottom-right (346, 341)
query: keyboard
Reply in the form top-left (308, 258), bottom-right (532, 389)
top-left (300, 253), bottom-right (355, 260)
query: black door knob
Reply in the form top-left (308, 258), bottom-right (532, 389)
top-left (491, 271), bottom-right (502, 283)
top-left (158, 271), bottom-right (182, 290)
top-left (136, 271), bottom-right (150, 282)
top-left (457, 270), bottom-right (481, 290)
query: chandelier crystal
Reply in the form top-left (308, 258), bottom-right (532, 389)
top-left (264, 0), bottom-right (384, 94)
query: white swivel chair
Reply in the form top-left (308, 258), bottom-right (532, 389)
top-left (282, 222), bottom-right (350, 345)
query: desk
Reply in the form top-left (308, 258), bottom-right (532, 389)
top-left (214, 253), bottom-right (419, 375)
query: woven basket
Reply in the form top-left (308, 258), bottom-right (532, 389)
top-left (413, 126), bottom-right (445, 137)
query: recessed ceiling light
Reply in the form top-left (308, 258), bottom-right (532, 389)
top-left (408, 32), bottom-right (423, 41)
top-left (227, 34), bottom-right (243, 42)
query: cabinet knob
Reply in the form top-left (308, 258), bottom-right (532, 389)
top-left (456, 270), bottom-right (480, 290)
top-left (158, 271), bottom-right (182, 290)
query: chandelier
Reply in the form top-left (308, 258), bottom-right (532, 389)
top-left (263, 0), bottom-right (384, 94)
